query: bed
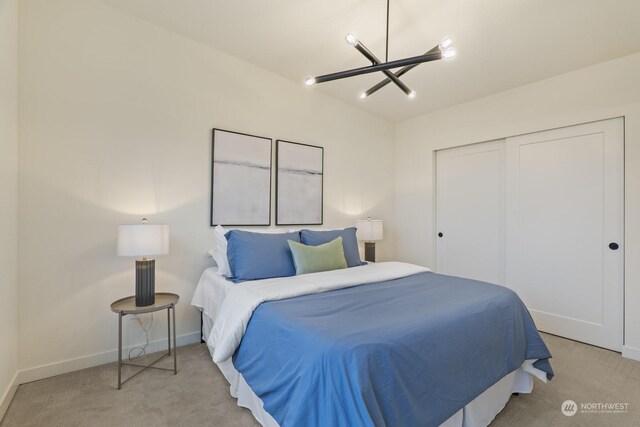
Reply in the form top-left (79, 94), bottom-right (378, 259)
top-left (191, 262), bottom-right (553, 427)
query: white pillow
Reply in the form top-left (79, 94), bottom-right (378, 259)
top-left (207, 249), bottom-right (226, 272)
top-left (212, 225), bottom-right (231, 276)
top-left (209, 226), bottom-right (288, 277)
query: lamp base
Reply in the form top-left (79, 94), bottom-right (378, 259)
top-left (364, 242), bottom-right (376, 262)
top-left (136, 259), bottom-right (155, 306)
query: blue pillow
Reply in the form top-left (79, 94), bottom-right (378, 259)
top-left (225, 230), bottom-right (301, 281)
top-left (300, 227), bottom-right (361, 267)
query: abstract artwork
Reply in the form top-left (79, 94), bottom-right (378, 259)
top-left (211, 129), bottom-right (272, 226)
top-left (276, 140), bottom-right (323, 225)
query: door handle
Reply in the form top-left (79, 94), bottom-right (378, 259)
top-left (609, 242), bottom-right (619, 250)
top-left (438, 232), bottom-right (444, 238)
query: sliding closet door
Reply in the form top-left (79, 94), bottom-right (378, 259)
top-left (505, 118), bottom-right (624, 351)
top-left (436, 141), bottom-right (505, 284)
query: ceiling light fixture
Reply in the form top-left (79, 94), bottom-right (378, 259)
top-left (305, 0), bottom-right (456, 100)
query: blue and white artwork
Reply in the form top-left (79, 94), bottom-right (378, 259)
top-left (211, 129), bottom-right (272, 226)
top-left (276, 141), bottom-right (323, 225)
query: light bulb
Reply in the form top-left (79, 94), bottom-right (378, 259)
top-left (408, 90), bottom-right (417, 100)
top-left (359, 92), bottom-right (368, 100)
top-left (442, 47), bottom-right (457, 60)
top-left (439, 36), bottom-right (453, 51)
top-left (345, 33), bottom-right (359, 46)
top-left (305, 77), bottom-right (316, 86)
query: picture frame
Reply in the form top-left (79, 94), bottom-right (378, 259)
top-left (276, 140), bottom-right (324, 226)
top-left (210, 128), bottom-right (272, 226)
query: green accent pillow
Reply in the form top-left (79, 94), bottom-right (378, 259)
top-left (287, 237), bottom-right (349, 275)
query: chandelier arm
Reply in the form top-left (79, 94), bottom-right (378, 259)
top-left (362, 45), bottom-right (441, 97)
top-left (385, 0), bottom-right (390, 62)
top-left (353, 41), bottom-right (413, 96)
top-left (313, 51), bottom-right (442, 85)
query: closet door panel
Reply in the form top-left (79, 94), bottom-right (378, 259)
top-left (436, 141), bottom-right (505, 284)
top-left (505, 118), bottom-right (624, 351)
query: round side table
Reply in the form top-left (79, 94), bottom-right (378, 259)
top-left (110, 292), bottom-right (179, 389)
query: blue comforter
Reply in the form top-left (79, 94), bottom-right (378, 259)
top-left (232, 271), bottom-right (553, 427)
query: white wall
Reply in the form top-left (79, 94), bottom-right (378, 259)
top-left (18, 0), bottom-right (395, 381)
top-left (0, 0), bottom-right (19, 418)
top-left (395, 52), bottom-right (640, 360)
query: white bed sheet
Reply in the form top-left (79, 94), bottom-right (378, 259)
top-left (192, 268), bottom-right (539, 427)
top-left (191, 267), bottom-right (234, 340)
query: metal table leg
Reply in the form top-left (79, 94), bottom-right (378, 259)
top-left (173, 304), bottom-right (177, 374)
top-left (167, 307), bottom-right (171, 356)
top-left (118, 311), bottom-right (122, 390)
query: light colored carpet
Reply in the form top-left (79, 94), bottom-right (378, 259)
top-left (2, 333), bottom-right (640, 426)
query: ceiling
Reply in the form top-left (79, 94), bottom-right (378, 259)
top-left (100, 0), bottom-right (640, 122)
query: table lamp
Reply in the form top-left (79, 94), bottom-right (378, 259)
top-left (355, 217), bottom-right (383, 262)
top-left (117, 218), bottom-right (169, 306)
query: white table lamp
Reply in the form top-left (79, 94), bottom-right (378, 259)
top-left (118, 218), bottom-right (169, 306)
top-left (355, 217), bottom-right (383, 262)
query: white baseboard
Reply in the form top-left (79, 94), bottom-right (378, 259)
top-left (16, 331), bottom-right (201, 385)
top-left (622, 345), bottom-right (640, 362)
top-left (0, 371), bottom-right (19, 423)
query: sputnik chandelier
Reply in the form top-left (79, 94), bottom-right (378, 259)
top-left (304, 0), bottom-right (456, 100)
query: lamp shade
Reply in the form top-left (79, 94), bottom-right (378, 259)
top-left (355, 219), bottom-right (383, 241)
top-left (117, 224), bottom-right (169, 257)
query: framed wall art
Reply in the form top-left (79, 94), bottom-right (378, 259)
top-left (276, 140), bottom-right (323, 225)
top-left (210, 128), bottom-right (272, 226)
